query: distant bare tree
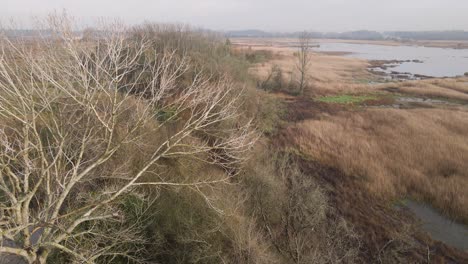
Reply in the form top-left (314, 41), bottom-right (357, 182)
top-left (0, 14), bottom-right (256, 264)
top-left (296, 31), bottom-right (312, 95)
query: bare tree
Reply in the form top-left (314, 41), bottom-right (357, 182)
top-left (296, 31), bottom-right (312, 95)
top-left (0, 15), bottom-right (256, 264)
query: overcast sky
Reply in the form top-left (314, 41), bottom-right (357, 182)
top-left (2, 0), bottom-right (468, 32)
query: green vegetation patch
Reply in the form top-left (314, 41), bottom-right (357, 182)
top-left (317, 94), bottom-right (378, 104)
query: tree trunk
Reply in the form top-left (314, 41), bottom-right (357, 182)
top-left (299, 73), bottom-right (305, 95)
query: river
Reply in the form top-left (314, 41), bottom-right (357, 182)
top-left (313, 42), bottom-right (468, 78)
top-left (400, 200), bottom-right (468, 251)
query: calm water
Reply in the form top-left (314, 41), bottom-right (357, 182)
top-left (403, 199), bottom-right (468, 251)
top-left (314, 43), bottom-right (468, 77)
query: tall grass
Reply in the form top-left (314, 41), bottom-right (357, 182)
top-left (237, 38), bottom-right (468, 262)
top-left (380, 78), bottom-right (468, 102)
top-left (287, 108), bottom-right (468, 223)
top-left (240, 146), bottom-right (360, 264)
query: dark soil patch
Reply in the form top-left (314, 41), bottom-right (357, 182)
top-left (368, 60), bottom-right (435, 81)
top-left (283, 97), bottom-right (345, 122)
top-left (297, 159), bottom-right (468, 264)
top-left (383, 87), bottom-right (400, 93)
top-left (363, 96), bottom-right (396, 106)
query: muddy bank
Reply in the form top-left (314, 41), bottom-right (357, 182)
top-left (295, 159), bottom-right (468, 263)
top-left (398, 199), bottom-right (468, 251)
top-left (313, 42), bottom-right (468, 79)
top-left (369, 59), bottom-right (433, 81)
top-left (368, 95), bottom-right (467, 109)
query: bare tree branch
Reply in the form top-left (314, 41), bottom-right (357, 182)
top-left (0, 14), bottom-right (256, 264)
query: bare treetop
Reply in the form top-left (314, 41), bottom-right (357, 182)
top-left (0, 15), bottom-right (256, 264)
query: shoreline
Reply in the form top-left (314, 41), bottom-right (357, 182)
top-left (231, 37), bottom-right (468, 50)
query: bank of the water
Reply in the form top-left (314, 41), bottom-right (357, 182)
top-left (313, 43), bottom-right (468, 78)
top-left (400, 199), bottom-right (468, 251)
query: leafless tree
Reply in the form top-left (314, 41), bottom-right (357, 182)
top-left (0, 15), bottom-right (256, 264)
top-left (296, 31), bottom-right (312, 95)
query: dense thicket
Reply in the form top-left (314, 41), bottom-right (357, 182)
top-left (0, 17), bottom-right (359, 264)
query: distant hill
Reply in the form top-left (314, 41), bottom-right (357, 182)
top-left (321, 30), bottom-right (384, 40)
top-left (226, 29), bottom-right (468, 41)
top-left (226, 30), bottom-right (273, 38)
top-left (226, 30), bottom-right (386, 40)
top-left (384, 31), bottom-right (468, 41)
top-left (8, 29), bottom-right (468, 41)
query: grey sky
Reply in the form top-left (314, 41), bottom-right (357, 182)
top-left (2, 0), bottom-right (468, 32)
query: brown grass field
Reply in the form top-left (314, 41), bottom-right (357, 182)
top-left (238, 39), bottom-right (468, 260)
top-left (249, 43), bottom-right (468, 222)
top-left (232, 37), bottom-right (468, 49)
top-left (240, 45), bottom-right (375, 95)
top-left (287, 108), bottom-right (468, 221)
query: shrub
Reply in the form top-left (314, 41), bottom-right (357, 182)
top-left (0, 15), bottom-right (255, 264)
top-left (241, 149), bottom-right (360, 264)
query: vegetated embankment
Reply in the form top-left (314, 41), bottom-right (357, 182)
top-left (244, 40), bottom-right (468, 262)
top-left (0, 18), bottom-right (366, 264)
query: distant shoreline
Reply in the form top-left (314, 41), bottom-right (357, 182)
top-left (231, 37), bottom-right (468, 49)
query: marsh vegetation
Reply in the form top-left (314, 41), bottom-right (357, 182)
top-left (243, 38), bottom-right (468, 262)
top-left (0, 15), bottom-right (363, 264)
top-left (1, 15), bottom-right (468, 264)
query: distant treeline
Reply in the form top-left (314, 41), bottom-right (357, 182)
top-left (385, 31), bottom-right (468, 40)
top-left (226, 30), bottom-right (468, 41)
top-left (6, 29), bottom-right (468, 41)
